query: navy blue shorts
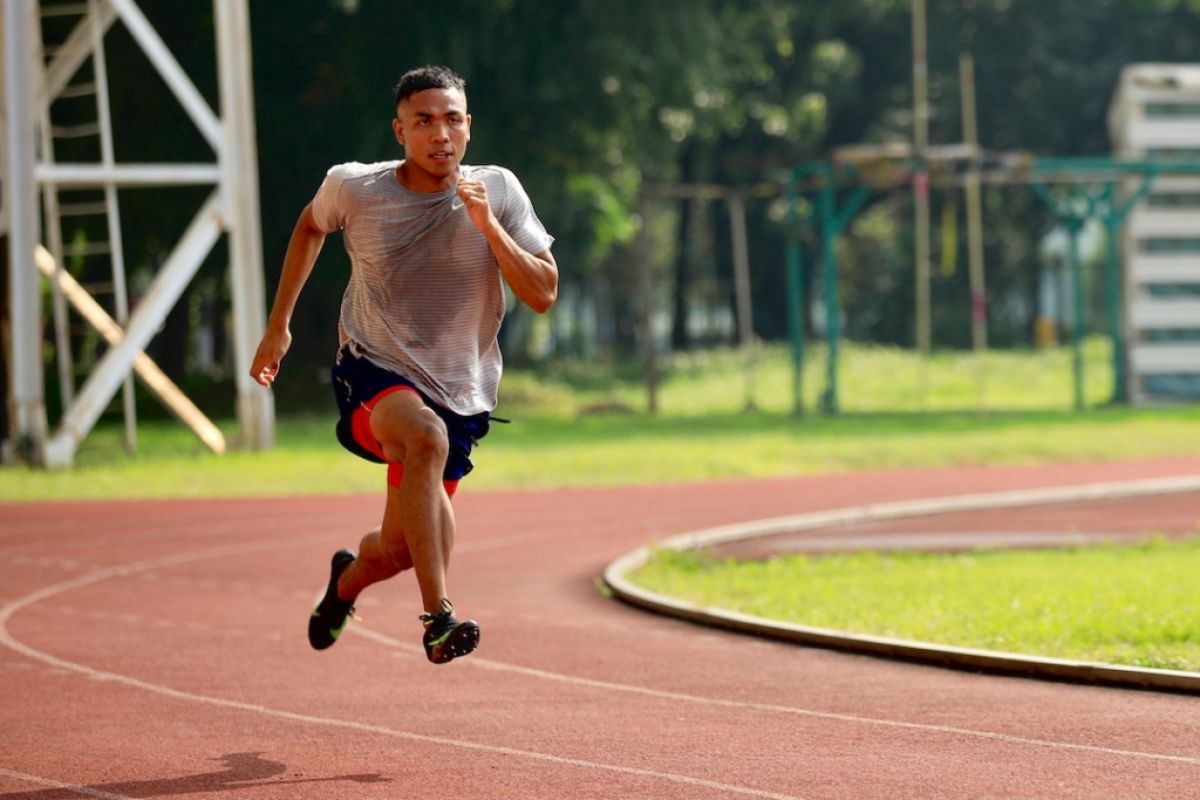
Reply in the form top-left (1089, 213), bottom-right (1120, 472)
top-left (330, 346), bottom-right (491, 482)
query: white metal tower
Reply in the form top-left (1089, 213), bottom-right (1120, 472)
top-left (1, 0), bottom-right (274, 466)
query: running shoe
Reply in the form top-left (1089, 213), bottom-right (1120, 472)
top-left (308, 549), bottom-right (358, 650)
top-left (420, 598), bottom-right (480, 664)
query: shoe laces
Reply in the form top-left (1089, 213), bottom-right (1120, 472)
top-left (419, 597), bottom-right (455, 626)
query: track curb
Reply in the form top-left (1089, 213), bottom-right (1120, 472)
top-left (602, 473), bottom-right (1200, 694)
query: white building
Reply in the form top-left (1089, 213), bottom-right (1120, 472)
top-left (1108, 63), bottom-right (1200, 404)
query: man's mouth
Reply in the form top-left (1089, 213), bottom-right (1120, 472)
top-left (430, 151), bottom-right (454, 160)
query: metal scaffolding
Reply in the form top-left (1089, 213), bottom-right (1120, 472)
top-left (1, 0), bottom-right (274, 467)
top-left (784, 153), bottom-right (1200, 415)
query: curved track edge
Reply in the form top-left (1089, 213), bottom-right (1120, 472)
top-left (602, 474), bottom-right (1200, 694)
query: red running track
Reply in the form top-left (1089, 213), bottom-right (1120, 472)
top-left (2, 457), bottom-right (1199, 800)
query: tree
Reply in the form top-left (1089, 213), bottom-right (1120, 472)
top-left (29, 0), bottom-right (1200, 413)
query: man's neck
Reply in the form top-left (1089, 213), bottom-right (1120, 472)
top-left (395, 161), bottom-right (459, 193)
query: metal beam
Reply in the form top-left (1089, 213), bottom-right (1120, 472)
top-left (4, 0), bottom-right (49, 464)
top-left (35, 162), bottom-right (221, 186)
top-left (89, 0), bottom-right (137, 451)
top-left (214, 0), bottom-right (273, 450)
top-left (0, 6), bottom-right (7, 240)
top-left (42, 0), bottom-right (118, 102)
top-left (34, 245), bottom-right (226, 454)
top-left (108, 0), bottom-right (222, 150)
top-left (44, 192), bottom-right (224, 467)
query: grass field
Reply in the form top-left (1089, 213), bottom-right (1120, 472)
top-left (1, 341), bottom-right (1198, 501)
top-left (630, 537), bottom-right (1200, 671)
top-left (4, 341), bottom-right (1197, 671)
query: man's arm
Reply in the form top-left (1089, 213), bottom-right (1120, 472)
top-left (249, 203), bottom-right (328, 387)
top-left (457, 179), bottom-right (558, 313)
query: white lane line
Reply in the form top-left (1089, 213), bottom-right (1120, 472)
top-left (0, 766), bottom-right (138, 800)
top-left (7, 500), bottom-right (1199, 793)
top-left (0, 540), bottom-right (805, 800)
top-left (351, 626), bottom-right (1200, 766)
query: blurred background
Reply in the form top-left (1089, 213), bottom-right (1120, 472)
top-left (5, 0), bottom-right (1200, 457)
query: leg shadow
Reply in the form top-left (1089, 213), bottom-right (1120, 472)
top-left (0, 752), bottom-right (390, 799)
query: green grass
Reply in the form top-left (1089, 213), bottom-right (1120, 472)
top-left (505, 337), bottom-right (1121, 416)
top-left (630, 538), bottom-right (1200, 671)
top-left (1, 340), bottom-right (1198, 501)
top-left (6, 340), bottom-right (1198, 671)
top-left (1, 404), bottom-right (1197, 502)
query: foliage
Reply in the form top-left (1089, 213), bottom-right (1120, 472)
top-left (3, 342), bottom-right (1199, 501)
top-left (20, 1), bottom-right (1200, 413)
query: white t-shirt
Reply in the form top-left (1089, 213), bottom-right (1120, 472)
top-left (310, 161), bottom-right (553, 415)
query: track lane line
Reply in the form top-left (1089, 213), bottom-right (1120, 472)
top-left (349, 626), bottom-right (1200, 767)
top-left (0, 766), bottom-right (139, 800)
top-left (5, 506), bottom-right (1199, 798)
top-left (0, 539), bottom-right (806, 800)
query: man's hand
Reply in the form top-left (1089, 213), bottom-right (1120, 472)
top-left (456, 178), bottom-right (496, 234)
top-left (250, 326), bottom-right (292, 387)
top-left (457, 175), bottom-right (558, 313)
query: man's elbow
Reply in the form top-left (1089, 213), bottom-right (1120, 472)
top-left (522, 252), bottom-right (558, 313)
top-left (528, 285), bottom-right (557, 314)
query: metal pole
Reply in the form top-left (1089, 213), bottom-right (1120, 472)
top-left (215, 0), bottom-right (274, 449)
top-left (960, 53), bottom-right (988, 409)
top-left (728, 193), bottom-right (756, 411)
top-left (912, 0), bottom-right (933, 381)
top-left (90, 0), bottom-right (137, 452)
top-left (1101, 184), bottom-right (1125, 405)
top-left (820, 182), bottom-right (838, 414)
top-left (44, 193), bottom-right (224, 467)
top-left (784, 174), bottom-right (804, 415)
top-left (636, 195), bottom-right (658, 414)
top-left (108, 0), bottom-right (222, 150)
top-left (35, 245), bottom-right (225, 454)
top-left (34, 8), bottom-right (76, 415)
top-left (1099, 172), bottom-right (1155, 405)
top-left (1067, 218), bottom-right (1085, 412)
top-left (912, 0), bottom-right (929, 156)
top-left (3, 0), bottom-right (48, 464)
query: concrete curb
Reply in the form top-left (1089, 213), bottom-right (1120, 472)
top-left (602, 473), bottom-right (1200, 694)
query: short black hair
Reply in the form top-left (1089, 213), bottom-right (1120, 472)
top-left (394, 65), bottom-right (466, 107)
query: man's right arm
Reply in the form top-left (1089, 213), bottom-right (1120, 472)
top-left (249, 203), bottom-right (328, 387)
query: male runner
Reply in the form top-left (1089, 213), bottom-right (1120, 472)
top-left (250, 65), bottom-right (557, 663)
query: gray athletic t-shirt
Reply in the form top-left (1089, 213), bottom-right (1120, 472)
top-left (310, 161), bottom-right (553, 415)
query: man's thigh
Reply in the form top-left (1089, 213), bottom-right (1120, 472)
top-left (369, 388), bottom-right (449, 460)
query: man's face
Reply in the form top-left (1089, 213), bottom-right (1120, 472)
top-left (393, 87), bottom-right (471, 180)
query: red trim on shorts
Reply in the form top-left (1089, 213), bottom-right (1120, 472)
top-left (350, 385), bottom-right (459, 497)
top-left (349, 385), bottom-right (419, 462)
top-left (386, 461), bottom-right (458, 496)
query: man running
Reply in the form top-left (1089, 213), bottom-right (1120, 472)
top-left (250, 65), bottom-right (557, 663)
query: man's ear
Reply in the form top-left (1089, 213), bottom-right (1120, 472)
top-left (392, 117), bottom-right (404, 145)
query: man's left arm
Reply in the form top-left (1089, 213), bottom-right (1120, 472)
top-left (457, 178), bottom-right (558, 313)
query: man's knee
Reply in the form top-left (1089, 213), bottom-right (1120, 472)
top-left (371, 401), bottom-right (448, 467)
top-left (402, 418), bottom-right (449, 466)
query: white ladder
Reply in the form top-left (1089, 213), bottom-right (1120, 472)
top-left (36, 0), bottom-right (137, 451)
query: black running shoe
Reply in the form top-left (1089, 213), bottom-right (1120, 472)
top-left (420, 599), bottom-right (480, 664)
top-left (308, 549), bottom-right (358, 650)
